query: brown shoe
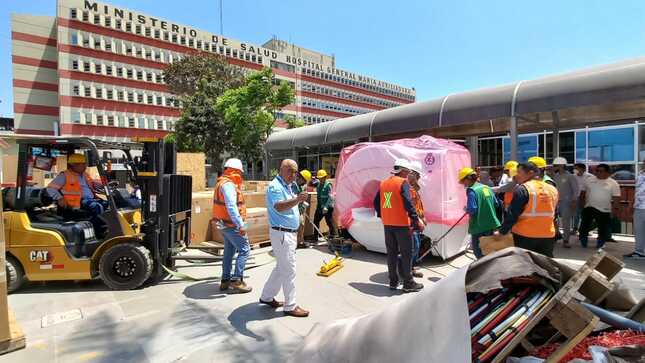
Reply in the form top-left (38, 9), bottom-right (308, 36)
top-left (219, 280), bottom-right (230, 291)
top-left (259, 298), bottom-right (284, 308)
top-left (284, 306), bottom-right (309, 318)
top-left (412, 270), bottom-right (424, 278)
top-left (229, 280), bottom-right (252, 294)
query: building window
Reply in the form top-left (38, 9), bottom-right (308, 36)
top-left (157, 120), bottom-right (164, 130)
top-left (127, 92), bottom-right (134, 102)
top-left (138, 117), bottom-right (146, 128)
top-left (70, 32), bottom-right (78, 45)
top-left (145, 27), bottom-right (151, 37)
top-left (156, 96), bottom-right (163, 105)
top-left (72, 60), bottom-right (79, 70)
top-left (146, 73), bottom-right (152, 82)
top-left (145, 50), bottom-right (152, 59)
top-left (154, 29), bottom-right (160, 39)
top-left (163, 32), bottom-right (169, 41)
top-left (106, 89), bottom-right (113, 100)
top-left (94, 63), bottom-right (102, 74)
top-left (105, 41), bottom-right (112, 52)
top-left (116, 67), bottom-right (123, 77)
top-left (70, 8), bottom-right (77, 19)
top-left (107, 115), bottom-right (114, 126)
top-left (558, 132), bottom-right (575, 165)
top-left (503, 135), bottom-right (538, 163)
top-left (587, 127), bottom-right (634, 162)
top-left (135, 25), bottom-right (141, 35)
top-left (95, 88), bottom-right (103, 98)
top-left (67, 111), bottom-right (80, 125)
top-left (137, 93), bottom-right (143, 103)
top-left (117, 90), bottom-right (124, 101)
top-left (115, 19), bottom-right (122, 29)
top-left (106, 65), bottom-right (112, 76)
top-left (126, 45), bottom-right (132, 55)
top-left (136, 70), bottom-right (143, 81)
top-left (84, 112), bottom-right (93, 124)
top-left (105, 17), bottom-right (111, 27)
top-left (72, 85), bottom-right (80, 96)
top-left (125, 22), bottom-right (132, 32)
top-left (188, 38), bottom-right (194, 47)
top-left (93, 15), bottom-right (101, 25)
top-left (180, 36), bottom-right (186, 45)
top-left (128, 117), bottom-right (135, 128)
top-left (147, 95), bottom-right (153, 104)
top-left (96, 114), bottom-right (104, 126)
top-left (82, 11), bottom-right (89, 22)
top-left (83, 62), bottom-right (91, 72)
top-left (576, 131), bottom-right (586, 162)
top-left (118, 116), bottom-right (125, 127)
top-left (126, 69), bottom-right (133, 79)
top-left (84, 86), bottom-right (91, 97)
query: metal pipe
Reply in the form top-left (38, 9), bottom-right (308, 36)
top-left (552, 111), bottom-right (561, 158)
top-left (510, 81), bottom-right (525, 161)
top-left (581, 301), bottom-right (645, 332)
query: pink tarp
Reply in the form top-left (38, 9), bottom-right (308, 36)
top-left (334, 135), bottom-right (472, 259)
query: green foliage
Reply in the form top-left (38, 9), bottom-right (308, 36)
top-left (216, 67), bottom-right (295, 163)
top-left (163, 53), bottom-right (244, 96)
top-left (284, 115), bottom-right (305, 129)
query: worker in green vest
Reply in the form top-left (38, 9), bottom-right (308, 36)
top-left (459, 167), bottom-right (501, 258)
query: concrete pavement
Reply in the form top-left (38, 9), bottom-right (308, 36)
top-left (2, 237), bottom-right (644, 363)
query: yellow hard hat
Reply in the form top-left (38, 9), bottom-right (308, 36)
top-left (458, 167), bottom-right (476, 182)
top-left (300, 169), bottom-right (312, 182)
top-left (68, 153), bottom-right (86, 164)
top-left (316, 169), bottom-right (328, 178)
top-left (508, 166), bottom-right (518, 177)
top-left (504, 160), bottom-right (518, 170)
top-left (528, 156), bottom-right (547, 169)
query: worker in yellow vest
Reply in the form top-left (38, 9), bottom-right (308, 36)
top-left (46, 153), bottom-right (106, 217)
top-left (373, 159), bottom-right (424, 293)
top-left (497, 161), bottom-right (559, 257)
top-left (213, 158), bottom-right (252, 294)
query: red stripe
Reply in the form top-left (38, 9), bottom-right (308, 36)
top-left (59, 70), bottom-right (168, 93)
top-left (59, 44), bottom-right (166, 70)
top-left (52, 264), bottom-right (65, 269)
top-left (13, 79), bottom-right (58, 92)
top-left (61, 123), bottom-right (169, 138)
top-left (284, 105), bottom-right (352, 118)
top-left (297, 90), bottom-right (385, 111)
top-left (12, 31), bottom-right (57, 47)
top-left (14, 128), bottom-right (56, 135)
top-left (60, 96), bottom-right (180, 117)
top-left (58, 18), bottom-right (413, 104)
top-left (12, 55), bottom-right (57, 69)
top-left (14, 103), bottom-right (59, 116)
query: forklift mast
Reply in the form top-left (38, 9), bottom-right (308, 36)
top-left (134, 138), bottom-right (192, 281)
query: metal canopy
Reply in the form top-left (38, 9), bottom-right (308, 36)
top-left (266, 56), bottom-right (645, 151)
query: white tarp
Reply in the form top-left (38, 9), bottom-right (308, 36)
top-left (289, 267), bottom-right (471, 363)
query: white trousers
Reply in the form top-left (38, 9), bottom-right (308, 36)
top-left (260, 229), bottom-right (298, 311)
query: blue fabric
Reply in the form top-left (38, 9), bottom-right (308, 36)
top-left (266, 176), bottom-right (300, 230)
top-left (81, 199), bottom-right (108, 217)
top-left (220, 227), bottom-right (250, 281)
top-left (466, 188), bottom-right (478, 216)
top-left (471, 230), bottom-right (494, 259)
top-left (221, 182), bottom-right (244, 229)
top-left (411, 231), bottom-right (421, 265)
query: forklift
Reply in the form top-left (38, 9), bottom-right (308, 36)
top-left (2, 137), bottom-right (192, 292)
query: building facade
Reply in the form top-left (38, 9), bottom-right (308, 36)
top-left (11, 0), bottom-right (416, 140)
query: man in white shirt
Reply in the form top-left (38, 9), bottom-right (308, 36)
top-left (573, 163), bottom-right (594, 233)
top-left (579, 164), bottom-right (621, 249)
top-left (626, 161), bottom-right (645, 259)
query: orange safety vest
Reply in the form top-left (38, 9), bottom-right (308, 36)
top-left (212, 176), bottom-right (247, 227)
top-left (379, 176), bottom-right (411, 227)
top-left (409, 186), bottom-right (425, 222)
top-left (512, 179), bottom-right (559, 238)
top-left (49, 170), bottom-right (97, 209)
top-left (504, 191), bottom-right (514, 207)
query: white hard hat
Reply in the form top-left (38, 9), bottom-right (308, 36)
top-left (408, 161), bottom-right (423, 174)
top-left (553, 157), bottom-right (568, 166)
top-left (224, 158), bottom-right (244, 172)
top-left (392, 158), bottom-right (411, 173)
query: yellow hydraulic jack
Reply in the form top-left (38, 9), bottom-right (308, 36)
top-left (317, 252), bottom-right (344, 277)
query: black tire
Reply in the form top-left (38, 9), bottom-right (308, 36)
top-left (6, 255), bottom-right (24, 293)
top-left (99, 243), bottom-right (152, 290)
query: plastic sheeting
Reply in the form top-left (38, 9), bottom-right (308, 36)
top-left (335, 135), bottom-right (471, 259)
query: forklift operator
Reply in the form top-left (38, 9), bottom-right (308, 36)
top-left (46, 153), bottom-right (107, 217)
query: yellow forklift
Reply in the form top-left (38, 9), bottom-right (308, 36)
top-left (3, 137), bottom-right (192, 292)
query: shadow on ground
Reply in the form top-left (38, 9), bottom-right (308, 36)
top-left (228, 302), bottom-right (284, 341)
top-left (348, 282), bottom-right (403, 297)
top-left (182, 280), bottom-right (227, 300)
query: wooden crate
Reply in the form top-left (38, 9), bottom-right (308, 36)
top-left (491, 251), bottom-right (622, 363)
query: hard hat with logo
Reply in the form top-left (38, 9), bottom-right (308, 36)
top-left (458, 167), bottom-right (477, 182)
top-left (224, 158), bottom-right (244, 172)
top-left (300, 169), bottom-right (312, 182)
top-left (553, 157), bottom-right (568, 166)
top-left (504, 160), bottom-right (519, 170)
top-left (408, 161), bottom-right (423, 175)
top-left (528, 156), bottom-right (547, 169)
top-left (316, 169), bottom-right (328, 178)
top-left (67, 153), bottom-right (87, 164)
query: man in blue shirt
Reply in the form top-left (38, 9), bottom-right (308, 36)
top-left (260, 159), bottom-right (310, 318)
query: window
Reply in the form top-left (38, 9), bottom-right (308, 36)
top-left (106, 65), bottom-right (112, 76)
top-left (72, 60), bottom-right (79, 70)
top-left (576, 131), bottom-right (586, 162)
top-left (94, 38), bottom-right (101, 49)
top-left (180, 36), bottom-right (186, 45)
top-left (94, 63), bottom-right (102, 74)
top-left (172, 34), bottom-right (177, 43)
top-left (72, 85), bottom-right (80, 96)
top-left (105, 41), bottom-right (112, 52)
top-left (70, 32), bottom-right (78, 45)
top-left (503, 135), bottom-right (538, 163)
top-left (126, 69), bottom-right (133, 79)
top-left (164, 32), bottom-right (169, 41)
top-left (93, 15), bottom-right (100, 25)
top-left (117, 90), bottom-right (124, 101)
top-left (558, 132), bottom-right (575, 165)
top-left (146, 73), bottom-right (152, 82)
top-left (115, 19), bottom-right (122, 29)
top-left (126, 45), bottom-right (132, 55)
top-left (82, 11), bottom-right (89, 22)
top-left (145, 50), bottom-right (151, 59)
top-left (145, 27), bottom-right (151, 37)
top-left (188, 38), bottom-right (194, 47)
top-left (107, 115), bottom-right (114, 126)
top-left (70, 9), bottom-right (77, 19)
top-left (137, 93), bottom-right (143, 103)
top-left (157, 120), bottom-right (164, 129)
top-left (84, 112), bottom-right (92, 124)
top-left (83, 62), bottom-right (91, 72)
top-left (147, 95), bottom-right (153, 104)
top-left (587, 127), bottom-right (634, 162)
top-left (138, 117), bottom-right (146, 128)
top-left (125, 22), bottom-right (132, 32)
top-left (128, 117), bottom-right (135, 128)
top-left (135, 25), bottom-right (141, 35)
top-left (106, 89), bottom-right (113, 100)
top-left (154, 29), bottom-right (160, 39)
top-left (95, 88), bottom-right (103, 98)
top-left (84, 86), bottom-right (91, 97)
top-left (127, 92), bottom-right (134, 102)
top-left (72, 111), bottom-right (81, 124)
top-left (118, 116), bottom-right (125, 127)
top-left (116, 67), bottom-right (123, 77)
top-left (156, 96), bottom-right (163, 105)
top-left (105, 17), bottom-right (111, 27)
top-left (136, 70), bottom-right (143, 81)
top-left (96, 114), bottom-right (104, 126)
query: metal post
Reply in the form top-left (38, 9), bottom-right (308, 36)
top-left (552, 111), bottom-right (560, 159)
top-left (219, 0), bottom-right (224, 35)
top-left (467, 136), bottom-right (479, 166)
top-left (510, 82), bottom-right (524, 161)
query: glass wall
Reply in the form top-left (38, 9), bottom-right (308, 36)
top-left (502, 135), bottom-right (538, 163)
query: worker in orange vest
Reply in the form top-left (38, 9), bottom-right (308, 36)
top-left (493, 160), bottom-right (518, 208)
top-left (46, 153), bottom-right (106, 217)
top-left (497, 161), bottom-right (559, 257)
top-left (213, 158), bottom-right (252, 294)
top-left (373, 159), bottom-right (425, 293)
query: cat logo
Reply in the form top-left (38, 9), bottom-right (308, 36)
top-left (29, 250), bottom-right (50, 262)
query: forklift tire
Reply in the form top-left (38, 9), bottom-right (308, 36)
top-left (99, 243), bottom-right (153, 290)
top-left (6, 255), bottom-right (25, 293)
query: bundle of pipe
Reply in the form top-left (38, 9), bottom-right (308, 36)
top-left (468, 286), bottom-right (554, 362)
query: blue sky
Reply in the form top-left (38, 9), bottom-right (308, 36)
top-left (2, 0), bottom-right (645, 117)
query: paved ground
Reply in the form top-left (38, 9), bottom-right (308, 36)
top-left (3, 236), bottom-right (644, 363)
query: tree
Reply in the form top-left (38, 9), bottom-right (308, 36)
top-left (163, 53), bottom-right (244, 96)
top-left (284, 115), bottom-right (305, 129)
top-left (216, 67), bottom-right (295, 164)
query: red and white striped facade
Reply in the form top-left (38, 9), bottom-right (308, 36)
top-left (12, 0), bottom-right (415, 140)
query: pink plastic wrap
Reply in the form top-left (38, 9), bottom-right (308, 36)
top-left (334, 135), bottom-right (472, 259)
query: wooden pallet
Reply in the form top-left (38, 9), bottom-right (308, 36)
top-left (491, 251), bottom-right (622, 363)
top-left (0, 310), bottom-right (25, 356)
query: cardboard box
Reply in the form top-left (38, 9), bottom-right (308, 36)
top-left (243, 191), bottom-right (266, 209)
top-left (177, 153), bottom-right (206, 192)
top-left (210, 207), bottom-right (270, 244)
top-left (190, 191), bottom-right (214, 243)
